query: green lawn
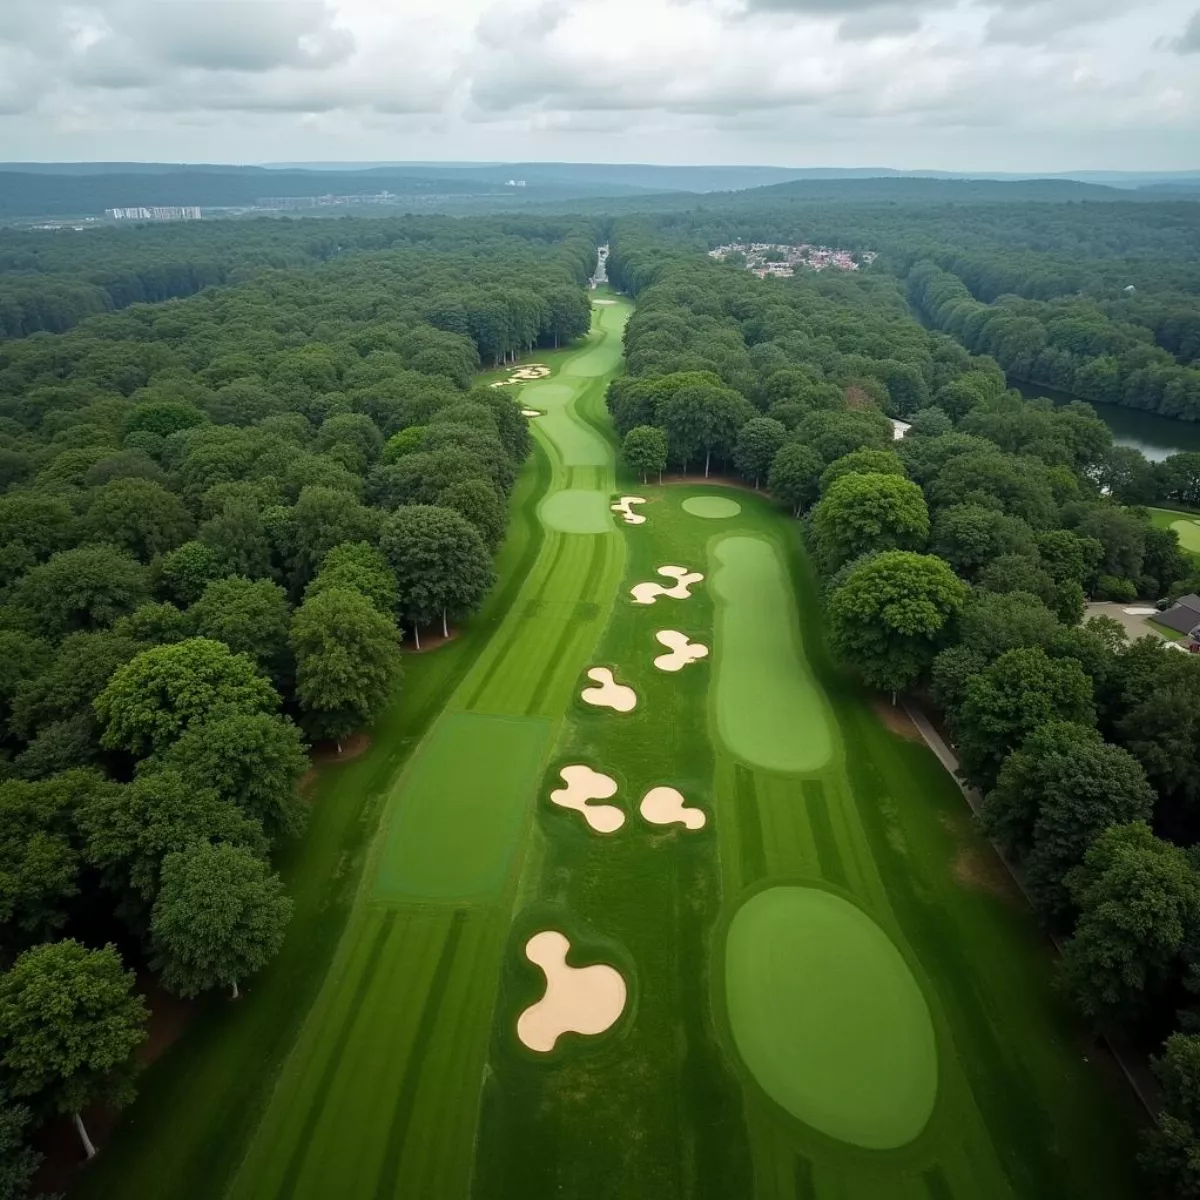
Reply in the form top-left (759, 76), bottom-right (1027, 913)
top-left (1148, 505), bottom-right (1200, 557)
top-left (76, 292), bottom-right (1144, 1200)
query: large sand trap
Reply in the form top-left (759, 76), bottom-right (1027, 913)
top-left (592, 299), bottom-right (617, 305)
top-left (631, 565), bottom-right (704, 605)
top-left (653, 630), bottom-right (709, 672)
top-left (517, 931), bottom-right (627, 1053)
top-left (639, 786), bottom-right (706, 830)
top-left (491, 364), bottom-right (552, 388)
top-left (550, 765), bottom-right (625, 833)
top-left (611, 496), bottom-right (646, 525)
top-left (580, 667), bottom-right (637, 713)
top-left (521, 409), bottom-right (542, 417)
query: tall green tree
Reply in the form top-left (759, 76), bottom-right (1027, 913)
top-left (0, 940), bottom-right (147, 1158)
top-left (290, 588), bottom-right (402, 747)
top-left (380, 505), bottom-right (494, 645)
top-left (1061, 823), bottom-right (1200, 1021)
top-left (15, 545), bottom-right (148, 637)
top-left (955, 649), bottom-right (1096, 789)
top-left (810, 472), bottom-right (930, 572)
top-left (1144, 1033), bottom-right (1200, 1198)
top-left (733, 417), bottom-right (788, 488)
top-left (95, 638), bottom-right (278, 756)
top-left (827, 551), bottom-right (968, 694)
top-left (621, 425), bottom-right (668, 484)
top-left (767, 443), bottom-right (824, 516)
top-left (190, 576), bottom-right (293, 684)
top-left (150, 843), bottom-right (292, 1001)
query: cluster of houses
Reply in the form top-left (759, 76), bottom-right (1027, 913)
top-left (709, 242), bottom-right (877, 277)
top-left (1159, 593), bottom-right (1200, 653)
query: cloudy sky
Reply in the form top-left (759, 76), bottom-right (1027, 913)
top-left (0, 0), bottom-right (1197, 170)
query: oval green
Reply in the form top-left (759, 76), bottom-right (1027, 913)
top-left (1170, 519), bottom-right (1200, 554)
top-left (539, 489), bottom-right (613, 534)
top-left (683, 495), bottom-right (742, 519)
top-left (725, 886), bottom-right (938, 1150)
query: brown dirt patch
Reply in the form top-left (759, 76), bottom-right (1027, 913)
top-left (32, 978), bottom-right (197, 1192)
top-left (871, 695), bottom-right (922, 741)
top-left (660, 473), bottom-right (762, 494)
top-left (310, 732), bottom-right (372, 765)
top-left (406, 626), bottom-right (460, 654)
top-left (953, 845), bottom-right (1024, 906)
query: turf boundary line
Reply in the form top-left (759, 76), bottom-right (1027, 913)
top-left (370, 909), bottom-right (467, 1200)
top-left (273, 910), bottom-right (398, 1200)
top-left (801, 779), bottom-right (848, 888)
top-left (733, 764), bottom-right (766, 883)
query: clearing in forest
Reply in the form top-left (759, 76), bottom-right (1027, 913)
top-left (78, 293), bottom-right (1142, 1200)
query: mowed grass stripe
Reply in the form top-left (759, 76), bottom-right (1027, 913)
top-left (371, 910), bottom-right (467, 1200)
top-left (802, 779), bottom-right (848, 889)
top-left (733, 764), bottom-right (767, 884)
top-left (273, 910), bottom-right (398, 1200)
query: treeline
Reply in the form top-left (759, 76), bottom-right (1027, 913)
top-left (0, 214), bottom-right (600, 340)
top-left (0, 217), bottom-right (596, 1187)
top-left (609, 223), bottom-right (1200, 1195)
top-left (908, 261), bottom-right (1200, 422)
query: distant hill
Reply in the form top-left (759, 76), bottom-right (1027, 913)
top-left (722, 176), bottom-right (1131, 204)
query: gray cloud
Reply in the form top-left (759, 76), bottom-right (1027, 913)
top-left (1171, 9), bottom-right (1200, 50)
top-left (836, 8), bottom-right (922, 39)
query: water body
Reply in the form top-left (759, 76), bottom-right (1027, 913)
top-left (1012, 378), bottom-right (1200, 462)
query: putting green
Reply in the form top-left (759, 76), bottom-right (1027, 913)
top-left (373, 713), bottom-right (551, 903)
top-left (683, 496), bottom-right (742, 519)
top-left (710, 535), bottom-right (833, 773)
top-left (539, 489), bottom-right (614, 534)
top-left (725, 886), bottom-right (938, 1150)
top-left (1171, 519), bottom-right (1200, 553)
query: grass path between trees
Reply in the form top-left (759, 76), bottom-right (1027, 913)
top-left (77, 291), bottom-right (1144, 1200)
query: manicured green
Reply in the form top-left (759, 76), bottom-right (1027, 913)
top-left (1171, 518), bottom-right (1200, 554)
top-left (372, 713), bottom-right (551, 902)
top-left (725, 885), bottom-right (938, 1150)
top-left (79, 293), bottom-right (1144, 1200)
top-left (539, 488), bottom-right (613, 533)
top-left (710, 534), bottom-right (833, 773)
top-left (1148, 505), bottom-right (1200, 559)
top-left (683, 495), bottom-right (742, 519)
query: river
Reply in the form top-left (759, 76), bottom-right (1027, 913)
top-left (1011, 379), bottom-right (1200, 462)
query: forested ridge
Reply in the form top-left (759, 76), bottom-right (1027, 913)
top-left (0, 214), bottom-right (596, 1191)
top-left (0, 215), bottom-right (598, 340)
top-left (607, 198), bottom-right (1200, 421)
top-left (609, 221), bottom-right (1200, 1195)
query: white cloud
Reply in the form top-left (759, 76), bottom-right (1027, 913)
top-left (0, 0), bottom-right (1193, 168)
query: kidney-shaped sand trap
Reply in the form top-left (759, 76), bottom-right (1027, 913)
top-left (580, 667), bottom-right (637, 713)
top-left (640, 786), bottom-right (706, 830)
top-left (654, 630), bottom-right (709, 672)
top-left (630, 566), bottom-right (704, 605)
top-left (611, 496), bottom-right (647, 525)
top-left (550, 765), bottom-right (625, 833)
top-left (517, 931), bottom-right (627, 1053)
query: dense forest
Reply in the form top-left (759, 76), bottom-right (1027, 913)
top-left (604, 199), bottom-right (1200, 421)
top-left (608, 222), bottom-right (1200, 1195)
top-left (0, 214), bottom-right (596, 1190)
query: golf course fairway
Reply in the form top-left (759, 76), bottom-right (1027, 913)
top-left (75, 291), bottom-right (1144, 1200)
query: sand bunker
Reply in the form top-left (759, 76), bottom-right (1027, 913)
top-left (516, 931), bottom-right (627, 1053)
top-left (630, 566), bottom-right (704, 605)
top-left (1123, 606), bottom-right (1158, 615)
top-left (611, 496), bottom-right (646, 525)
top-left (550, 765), bottom-right (625, 833)
top-left (521, 409), bottom-right (542, 417)
top-left (639, 786), bottom-right (706, 831)
top-left (593, 299), bottom-right (617, 306)
top-left (580, 667), bottom-right (637, 713)
top-left (653, 630), bottom-right (709, 672)
top-left (491, 364), bottom-right (552, 388)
